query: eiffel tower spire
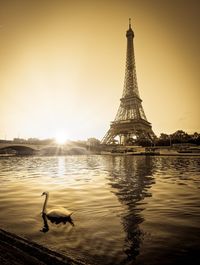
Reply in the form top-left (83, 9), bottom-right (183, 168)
top-left (122, 18), bottom-right (139, 98)
top-left (102, 20), bottom-right (156, 145)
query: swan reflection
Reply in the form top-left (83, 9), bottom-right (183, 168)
top-left (40, 212), bottom-right (74, 233)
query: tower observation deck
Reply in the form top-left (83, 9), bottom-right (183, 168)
top-left (102, 19), bottom-right (156, 145)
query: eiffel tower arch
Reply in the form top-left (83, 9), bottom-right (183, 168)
top-left (102, 19), bottom-right (156, 145)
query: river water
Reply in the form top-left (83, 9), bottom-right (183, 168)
top-left (0, 155), bottom-right (200, 265)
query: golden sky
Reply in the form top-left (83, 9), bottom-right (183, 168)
top-left (0, 0), bottom-right (199, 140)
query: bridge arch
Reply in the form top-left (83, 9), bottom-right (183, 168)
top-left (0, 145), bottom-right (37, 155)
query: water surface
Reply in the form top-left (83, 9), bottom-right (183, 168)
top-left (0, 155), bottom-right (199, 264)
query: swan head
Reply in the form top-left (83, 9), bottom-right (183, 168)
top-left (41, 191), bottom-right (49, 196)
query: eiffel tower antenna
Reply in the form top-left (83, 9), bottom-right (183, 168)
top-left (101, 19), bottom-right (156, 145)
top-left (129, 18), bottom-right (131, 28)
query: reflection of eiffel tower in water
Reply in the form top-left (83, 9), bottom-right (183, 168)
top-left (102, 19), bottom-right (156, 145)
top-left (106, 156), bottom-right (155, 263)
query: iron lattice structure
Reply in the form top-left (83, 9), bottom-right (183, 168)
top-left (102, 20), bottom-right (156, 145)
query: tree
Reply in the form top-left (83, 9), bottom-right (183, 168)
top-left (87, 138), bottom-right (100, 146)
top-left (171, 130), bottom-right (190, 143)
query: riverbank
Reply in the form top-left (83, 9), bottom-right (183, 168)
top-left (0, 229), bottom-right (88, 265)
top-left (1, 145), bottom-right (200, 157)
top-left (100, 145), bottom-right (200, 156)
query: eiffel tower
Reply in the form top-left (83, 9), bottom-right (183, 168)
top-left (102, 19), bottom-right (156, 145)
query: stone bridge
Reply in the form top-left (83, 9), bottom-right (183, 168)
top-left (0, 143), bottom-right (56, 155)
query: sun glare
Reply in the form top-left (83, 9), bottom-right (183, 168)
top-left (55, 132), bottom-right (67, 145)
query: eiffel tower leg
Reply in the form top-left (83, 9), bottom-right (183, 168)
top-left (101, 129), bottom-right (117, 144)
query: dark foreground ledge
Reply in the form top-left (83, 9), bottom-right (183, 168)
top-left (0, 229), bottom-right (88, 265)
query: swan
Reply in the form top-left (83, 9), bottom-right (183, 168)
top-left (41, 191), bottom-right (73, 222)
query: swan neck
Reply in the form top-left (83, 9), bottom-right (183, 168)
top-left (42, 193), bottom-right (48, 213)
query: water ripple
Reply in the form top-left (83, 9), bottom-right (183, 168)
top-left (0, 155), bottom-right (200, 265)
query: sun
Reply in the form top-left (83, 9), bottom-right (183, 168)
top-left (55, 132), bottom-right (67, 145)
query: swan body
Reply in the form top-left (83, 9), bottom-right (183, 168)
top-left (41, 191), bottom-right (73, 219)
top-left (46, 207), bottom-right (72, 218)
